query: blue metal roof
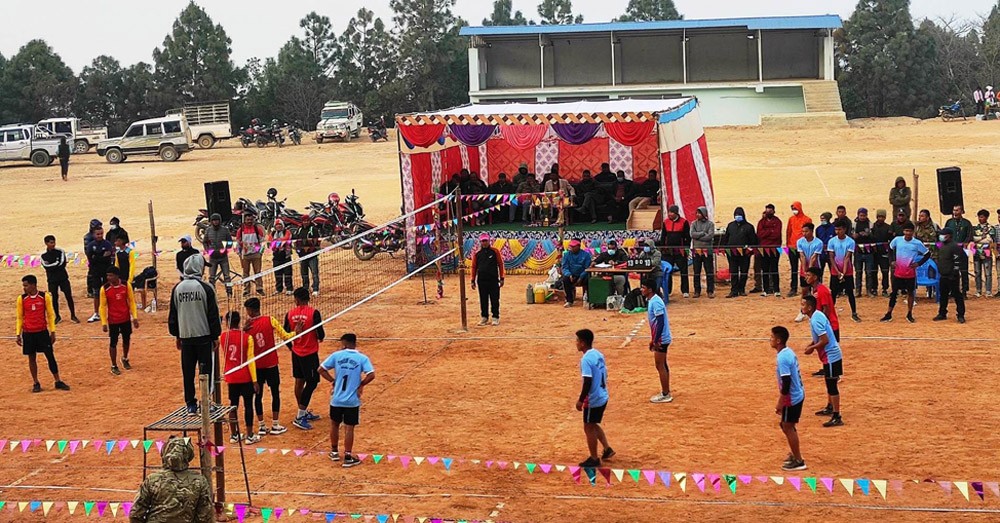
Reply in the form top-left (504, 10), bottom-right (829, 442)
top-left (460, 15), bottom-right (842, 37)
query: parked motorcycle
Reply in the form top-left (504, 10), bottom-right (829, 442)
top-left (368, 118), bottom-right (388, 142)
top-left (286, 123), bottom-right (303, 145)
top-left (939, 101), bottom-right (966, 121)
top-left (238, 127), bottom-right (257, 148)
top-left (353, 222), bottom-right (405, 260)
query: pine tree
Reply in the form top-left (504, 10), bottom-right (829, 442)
top-left (300, 12), bottom-right (339, 76)
top-left (617, 0), bottom-right (682, 22)
top-left (76, 56), bottom-right (125, 127)
top-left (0, 40), bottom-right (77, 122)
top-left (389, 0), bottom-right (469, 112)
top-left (979, 3), bottom-right (1000, 86)
top-left (538, 0), bottom-right (583, 25)
top-left (483, 0), bottom-right (533, 26)
top-left (337, 8), bottom-right (397, 122)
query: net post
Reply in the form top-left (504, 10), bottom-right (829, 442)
top-left (912, 169), bottom-right (919, 218)
top-left (211, 345), bottom-right (226, 514)
top-left (455, 187), bottom-right (468, 331)
top-left (148, 200), bottom-right (158, 311)
top-left (198, 375), bottom-right (214, 507)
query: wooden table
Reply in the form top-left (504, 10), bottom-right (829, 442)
top-left (585, 266), bottom-right (654, 275)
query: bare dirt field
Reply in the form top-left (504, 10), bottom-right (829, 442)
top-left (0, 119), bottom-right (998, 522)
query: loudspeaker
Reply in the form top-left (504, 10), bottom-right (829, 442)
top-left (936, 167), bottom-right (964, 215)
top-left (204, 181), bottom-right (232, 220)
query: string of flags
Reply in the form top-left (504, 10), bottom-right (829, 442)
top-left (1, 437), bottom-right (997, 502)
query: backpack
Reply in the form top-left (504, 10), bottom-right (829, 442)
top-left (622, 288), bottom-right (647, 311)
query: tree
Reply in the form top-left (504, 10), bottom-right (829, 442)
top-left (337, 8), bottom-right (398, 122)
top-left (151, 1), bottom-right (243, 111)
top-left (300, 12), bottom-right (339, 76)
top-left (483, 0), bottom-right (533, 26)
top-left (979, 3), bottom-right (1000, 87)
top-left (922, 17), bottom-right (979, 104)
top-left (0, 40), bottom-right (77, 123)
top-left (76, 55), bottom-right (125, 127)
top-left (250, 37), bottom-right (332, 129)
top-left (617, 0), bottom-right (682, 22)
top-left (537, 0), bottom-right (582, 25)
top-left (389, 0), bottom-right (469, 112)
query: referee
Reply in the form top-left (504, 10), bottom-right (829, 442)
top-left (471, 233), bottom-right (504, 326)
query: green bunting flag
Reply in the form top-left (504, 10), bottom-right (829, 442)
top-left (261, 507), bottom-right (272, 522)
top-left (57, 440), bottom-right (67, 454)
top-left (84, 502), bottom-right (95, 516)
top-left (628, 469), bottom-right (641, 482)
top-left (724, 474), bottom-right (737, 494)
top-left (373, 454), bottom-right (384, 464)
top-left (526, 463), bottom-right (536, 474)
top-left (804, 477), bottom-right (817, 493)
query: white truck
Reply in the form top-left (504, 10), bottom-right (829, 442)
top-left (315, 101), bottom-right (363, 143)
top-left (167, 101), bottom-right (232, 149)
top-left (36, 118), bottom-right (108, 154)
top-left (0, 124), bottom-right (60, 167)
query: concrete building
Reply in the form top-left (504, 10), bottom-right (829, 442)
top-left (460, 15), bottom-right (845, 127)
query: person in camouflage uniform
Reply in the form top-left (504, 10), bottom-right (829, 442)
top-left (131, 437), bottom-right (214, 523)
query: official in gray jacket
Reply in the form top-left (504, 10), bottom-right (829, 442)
top-left (690, 206), bottom-right (716, 298)
top-left (168, 255), bottom-right (222, 414)
top-left (203, 213), bottom-right (233, 297)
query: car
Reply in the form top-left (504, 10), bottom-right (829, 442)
top-left (315, 101), bottom-right (363, 143)
top-left (0, 124), bottom-right (60, 167)
top-left (96, 116), bottom-right (193, 163)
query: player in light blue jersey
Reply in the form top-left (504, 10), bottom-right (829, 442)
top-left (771, 326), bottom-right (807, 471)
top-left (318, 333), bottom-right (375, 468)
top-left (802, 296), bottom-right (844, 427)
top-left (575, 329), bottom-right (614, 468)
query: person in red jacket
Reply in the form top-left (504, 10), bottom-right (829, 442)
top-left (221, 311), bottom-right (259, 445)
top-left (244, 297), bottom-right (293, 436)
top-left (284, 287), bottom-right (325, 430)
top-left (99, 266), bottom-right (139, 375)
top-left (660, 205), bottom-right (691, 297)
top-left (786, 202), bottom-right (812, 296)
top-left (755, 204), bottom-right (784, 297)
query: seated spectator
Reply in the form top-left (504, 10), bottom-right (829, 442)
top-left (489, 172), bottom-right (517, 223)
top-left (592, 240), bottom-right (629, 295)
top-left (561, 239), bottom-right (592, 307)
top-left (640, 238), bottom-right (664, 293)
top-left (607, 171), bottom-right (634, 223)
top-left (576, 170), bottom-right (607, 224)
top-left (544, 172), bottom-right (576, 225)
top-left (516, 174), bottom-right (542, 223)
top-left (511, 164), bottom-right (530, 187)
top-left (628, 170), bottom-right (660, 214)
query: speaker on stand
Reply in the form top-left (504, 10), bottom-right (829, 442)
top-left (935, 167), bottom-right (964, 216)
top-left (204, 181), bottom-right (233, 221)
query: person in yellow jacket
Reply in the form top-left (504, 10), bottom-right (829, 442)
top-left (113, 236), bottom-right (138, 285)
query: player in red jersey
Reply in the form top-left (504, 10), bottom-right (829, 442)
top-left (244, 297), bottom-right (294, 436)
top-left (99, 266), bottom-right (139, 375)
top-left (221, 311), bottom-right (259, 444)
top-left (284, 287), bottom-right (325, 430)
top-left (16, 275), bottom-right (69, 392)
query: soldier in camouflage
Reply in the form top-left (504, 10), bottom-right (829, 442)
top-left (131, 437), bottom-right (214, 523)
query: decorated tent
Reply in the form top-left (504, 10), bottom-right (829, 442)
top-left (396, 99), bottom-right (714, 271)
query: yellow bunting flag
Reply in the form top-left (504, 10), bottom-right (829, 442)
top-left (956, 481), bottom-right (970, 501)
top-left (414, 456), bottom-right (425, 465)
top-left (42, 502), bottom-right (53, 516)
top-left (110, 503), bottom-right (120, 517)
top-left (674, 472), bottom-right (687, 492)
top-left (281, 449), bottom-right (291, 455)
top-left (17, 502), bottom-right (28, 513)
top-left (770, 476), bottom-right (784, 485)
top-left (555, 465), bottom-right (566, 472)
top-left (612, 469), bottom-right (625, 482)
top-left (131, 440), bottom-right (140, 449)
top-left (873, 480), bottom-right (887, 500)
top-left (513, 462), bottom-right (521, 470)
top-left (840, 479), bottom-right (854, 496)
top-left (68, 502), bottom-right (79, 514)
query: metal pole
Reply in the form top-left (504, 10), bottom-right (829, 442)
top-left (757, 30), bottom-right (763, 83)
top-left (539, 35), bottom-right (545, 89)
top-left (147, 200), bottom-right (158, 311)
top-left (198, 375), bottom-right (214, 499)
top-left (610, 31), bottom-right (616, 87)
top-left (682, 30), bottom-right (688, 85)
top-left (912, 169), bottom-right (919, 218)
top-left (455, 187), bottom-right (468, 331)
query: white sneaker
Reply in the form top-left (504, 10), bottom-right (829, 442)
top-left (285, 290), bottom-right (293, 296)
top-left (682, 293), bottom-right (690, 298)
top-left (794, 312), bottom-right (806, 323)
top-left (491, 317), bottom-right (500, 326)
top-left (244, 434), bottom-right (261, 445)
top-left (582, 292), bottom-right (588, 302)
top-left (229, 433), bottom-right (242, 444)
top-left (564, 302), bottom-right (573, 308)
top-left (312, 291), bottom-right (319, 297)
top-left (477, 317), bottom-right (488, 326)
top-left (269, 423), bottom-right (287, 435)
top-left (87, 313), bottom-right (100, 323)
top-left (760, 292), bottom-right (769, 297)
top-left (650, 393), bottom-right (674, 403)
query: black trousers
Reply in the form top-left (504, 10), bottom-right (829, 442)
top-left (228, 382), bottom-right (255, 435)
top-left (273, 252), bottom-right (293, 291)
top-left (788, 252), bottom-right (799, 292)
top-left (727, 254), bottom-right (751, 294)
top-left (692, 253), bottom-right (714, 294)
top-left (477, 278), bottom-right (500, 319)
top-left (180, 340), bottom-right (214, 407)
top-left (830, 275), bottom-right (857, 314)
top-left (938, 277), bottom-right (966, 317)
top-left (47, 279), bottom-right (75, 319)
top-left (665, 253), bottom-right (689, 295)
top-left (255, 365), bottom-right (281, 417)
top-left (59, 158), bottom-right (68, 177)
top-left (761, 254), bottom-right (780, 294)
top-left (960, 259), bottom-right (970, 294)
top-left (874, 254), bottom-right (890, 291)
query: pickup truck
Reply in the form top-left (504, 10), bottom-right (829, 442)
top-left (97, 115), bottom-right (193, 163)
top-left (167, 101), bottom-right (232, 149)
top-left (36, 117), bottom-right (108, 154)
top-left (0, 124), bottom-right (60, 167)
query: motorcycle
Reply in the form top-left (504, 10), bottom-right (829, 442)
top-left (238, 127), bottom-right (257, 148)
top-left (255, 125), bottom-right (284, 148)
top-left (368, 118), bottom-right (388, 142)
top-left (353, 222), bottom-right (405, 260)
top-left (939, 101), bottom-right (966, 121)
top-left (192, 196), bottom-right (262, 243)
top-left (286, 123), bottom-right (303, 145)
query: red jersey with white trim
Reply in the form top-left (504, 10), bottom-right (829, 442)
top-left (246, 315), bottom-right (292, 369)
top-left (221, 329), bottom-right (256, 384)
top-left (285, 305), bottom-right (320, 356)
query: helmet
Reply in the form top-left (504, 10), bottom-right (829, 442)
top-left (272, 119), bottom-right (279, 125)
top-left (328, 192), bottom-right (341, 206)
top-left (266, 187), bottom-right (277, 199)
top-left (251, 118), bottom-right (260, 126)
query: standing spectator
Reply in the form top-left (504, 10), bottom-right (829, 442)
top-left (269, 221), bottom-right (293, 295)
top-left (971, 209), bottom-right (995, 297)
top-left (827, 219), bottom-right (861, 323)
top-left (834, 206), bottom-right (853, 236)
top-left (318, 333), bottom-right (375, 468)
top-left (167, 255), bottom-right (221, 414)
top-left (106, 217), bottom-right (129, 246)
top-left (914, 209), bottom-right (939, 249)
top-left (113, 235), bottom-right (138, 286)
top-left (944, 205), bottom-right (973, 297)
top-left (57, 137), bottom-right (70, 181)
top-left (880, 223), bottom-right (931, 323)
top-left (236, 214), bottom-right (266, 297)
top-left (296, 215), bottom-right (322, 296)
top-left (754, 204), bottom-right (783, 297)
top-left (607, 171), bottom-right (633, 223)
top-left (852, 208), bottom-right (875, 297)
top-left (561, 239), bottom-right (592, 307)
top-left (987, 85), bottom-right (996, 106)
top-left (690, 206), bottom-right (716, 298)
top-left (994, 209), bottom-right (1000, 297)
top-left (889, 210), bottom-right (912, 238)
top-left (592, 239), bottom-right (629, 295)
top-left (574, 328), bottom-right (613, 468)
top-left (204, 213), bottom-right (234, 298)
top-left (471, 233), bottom-right (505, 326)
top-left (99, 266), bottom-right (139, 375)
top-left (815, 212), bottom-right (835, 274)
top-left (888, 176), bottom-right (912, 220)
top-left (870, 210), bottom-right (894, 296)
top-left (175, 236), bottom-right (199, 281)
top-left (40, 235), bottom-right (79, 324)
top-left (489, 172), bottom-right (517, 223)
top-left (934, 228), bottom-right (967, 323)
top-left (974, 86), bottom-right (985, 115)
top-left (85, 227), bottom-right (114, 323)
top-left (785, 202), bottom-right (812, 297)
top-left (721, 207), bottom-right (757, 298)
top-left (15, 274), bottom-right (70, 392)
top-left (660, 205), bottom-right (690, 297)
top-left (130, 438), bottom-right (213, 523)
top-left (628, 170), bottom-right (660, 214)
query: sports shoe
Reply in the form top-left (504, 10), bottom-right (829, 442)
top-left (186, 404), bottom-right (199, 416)
top-left (328, 451), bottom-right (340, 462)
top-left (775, 293), bottom-right (782, 299)
top-left (815, 405), bottom-right (833, 416)
top-left (881, 290), bottom-right (889, 297)
top-left (122, 359), bottom-right (131, 370)
top-left (578, 457), bottom-right (601, 468)
top-left (269, 423), bottom-right (288, 435)
top-left (305, 411), bottom-right (321, 421)
top-left (811, 369), bottom-right (824, 377)
top-left (782, 458), bottom-right (807, 471)
top-left (342, 455), bottom-right (362, 468)
top-left (958, 316), bottom-right (966, 324)
top-left (879, 314), bottom-right (892, 323)
top-left (682, 293), bottom-right (690, 298)
top-left (87, 313), bottom-right (100, 323)
top-left (975, 292), bottom-right (982, 298)
top-left (823, 416), bottom-right (844, 427)
top-left (229, 433), bottom-right (242, 444)
top-left (650, 392), bottom-right (673, 403)
top-left (564, 302), bottom-right (573, 307)
top-left (783, 453), bottom-right (795, 467)
top-left (55, 316), bottom-right (62, 325)
top-left (851, 314), bottom-right (861, 323)
top-left (725, 293), bottom-right (738, 299)
top-left (477, 317), bottom-right (488, 326)
top-left (293, 416), bottom-right (313, 430)
top-left (285, 290), bottom-right (293, 296)
top-left (749, 288), bottom-right (762, 294)
top-left (707, 292), bottom-right (715, 299)
top-left (111, 366), bottom-right (121, 376)
top-left (31, 383), bottom-right (42, 393)
top-left (786, 290), bottom-right (798, 297)
top-left (760, 292), bottom-right (769, 297)
top-left (54, 381), bottom-right (70, 391)
top-left (906, 314), bottom-right (915, 323)
top-left (932, 314), bottom-right (947, 321)
top-left (258, 424), bottom-right (268, 436)
top-left (245, 434), bottom-right (261, 445)
top-left (71, 316), bottom-right (80, 323)
top-left (601, 447), bottom-right (616, 461)
top-left (491, 317), bottom-right (500, 326)
top-left (794, 312), bottom-right (806, 323)
top-left (312, 291), bottom-right (319, 297)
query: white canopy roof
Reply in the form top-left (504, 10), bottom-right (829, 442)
top-left (415, 98), bottom-right (693, 117)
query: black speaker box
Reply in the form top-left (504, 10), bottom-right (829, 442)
top-left (204, 181), bottom-right (232, 220)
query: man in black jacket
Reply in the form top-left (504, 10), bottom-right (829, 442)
top-left (470, 233), bottom-right (504, 326)
top-left (592, 239), bottom-right (629, 295)
top-left (106, 217), bottom-right (129, 246)
top-left (489, 173), bottom-right (517, 223)
top-left (175, 236), bottom-right (200, 280)
top-left (933, 228), bottom-right (967, 323)
top-left (628, 170), bottom-right (660, 214)
top-left (607, 171), bottom-right (633, 223)
top-left (575, 170), bottom-right (602, 224)
top-left (721, 207), bottom-right (758, 298)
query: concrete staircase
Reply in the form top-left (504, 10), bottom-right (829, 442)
top-left (802, 80), bottom-right (846, 113)
top-left (761, 80), bottom-right (847, 129)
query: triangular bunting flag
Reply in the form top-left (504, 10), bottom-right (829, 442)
top-left (571, 468), bottom-right (582, 484)
top-left (497, 460), bottom-right (508, 469)
top-left (281, 449), bottom-right (291, 455)
top-left (526, 463), bottom-right (536, 474)
top-left (599, 468), bottom-right (612, 485)
top-left (756, 476), bottom-right (768, 483)
top-left (694, 473), bottom-right (706, 492)
top-left (426, 456), bottom-right (439, 465)
top-left (675, 472), bottom-right (687, 492)
top-left (106, 440), bottom-right (116, 454)
top-left (18, 502), bottom-right (28, 513)
top-left (57, 440), bottom-right (67, 454)
top-left (891, 480), bottom-right (904, 493)
top-left (0, 439), bottom-right (6, 452)
top-left (294, 449), bottom-right (306, 457)
top-left (29, 502), bottom-right (40, 513)
top-left (857, 478), bottom-right (870, 496)
top-left (659, 471), bottom-right (671, 488)
top-left (373, 454), bottom-right (384, 464)
top-left (788, 477), bottom-right (802, 491)
top-left (627, 469), bottom-right (641, 483)
top-left (986, 482), bottom-right (999, 498)
top-left (738, 475), bottom-right (751, 485)
top-left (130, 440), bottom-right (140, 449)
top-left (939, 480), bottom-right (953, 495)
top-left (804, 477), bottom-right (817, 493)
top-left (770, 476), bottom-right (785, 486)
top-left (118, 440), bottom-right (129, 452)
top-left (156, 440), bottom-right (165, 453)
top-left (256, 448), bottom-right (266, 454)
top-left (414, 456), bottom-right (425, 466)
top-left (97, 501), bottom-right (108, 516)
top-left (710, 474), bottom-right (721, 492)
top-left (442, 458), bottom-right (453, 470)
top-left (840, 478), bottom-right (854, 496)
top-left (555, 464), bottom-right (566, 472)
top-left (513, 461), bottom-right (521, 470)
top-left (42, 502), bottom-right (53, 516)
top-left (110, 503), bottom-right (120, 517)
top-left (612, 469), bottom-right (625, 483)
top-left (123, 503), bottom-right (133, 516)
top-left (586, 468), bottom-right (598, 485)
top-left (70, 440), bottom-right (80, 454)
top-left (235, 504), bottom-right (248, 523)
top-left (540, 464), bottom-right (552, 474)
top-left (84, 501), bottom-right (95, 516)
top-left (821, 477), bottom-right (834, 493)
top-left (873, 479), bottom-right (887, 499)
top-left (400, 456), bottom-right (412, 469)
top-left (67, 502), bottom-right (78, 515)
top-left (569, 465), bottom-right (580, 475)
top-left (262, 507), bottom-right (273, 522)
top-left (956, 481), bottom-right (970, 501)
top-left (46, 440), bottom-right (55, 452)
top-left (724, 474), bottom-right (737, 494)
top-left (643, 470), bottom-right (657, 485)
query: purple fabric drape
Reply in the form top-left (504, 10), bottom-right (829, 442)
top-left (448, 124), bottom-right (497, 146)
top-left (551, 122), bottom-right (602, 145)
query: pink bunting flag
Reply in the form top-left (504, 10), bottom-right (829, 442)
top-left (788, 477), bottom-right (802, 491)
top-left (987, 482), bottom-right (1000, 498)
top-left (69, 440), bottom-right (79, 454)
top-left (692, 473), bottom-right (706, 492)
top-left (486, 460), bottom-right (494, 469)
top-left (738, 475), bottom-right (752, 485)
top-left (642, 470), bottom-right (656, 485)
top-left (357, 453), bottom-right (368, 462)
top-left (821, 477), bottom-right (834, 493)
top-left (93, 439), bottom-right (104, 452)
top-left (709, 474), bottom-right (721, 492)
top-left (155, 440), bottom-right (165, 453)
top-left (426, 456), bottom-right (439, 465)
top-left (118, 440), bottom-right (129, 452)
top-left (891, 480), bottom-right (904, 493)
top-left (756, 476), bottom-right (769, 484)
top-left (938, 480), bottom-right (952, 494)
top-left (387, 455), bottom-right (396, 462)
top-left (122, 503), bottom-right (132, 516)
top-left (540, 464), bottom-right (552, 474)
top-left (97, 502), bottom-right (108, 516)
top-left (293, 449), bottom-right (306, 457)
top-left (399, 456), bottom-right (411, 469)
top-left (235, 504), bottom-right (247, 523)
top-left (20, 440), bottom-right (31, 452)
top-left (569, 466), bottom-right (580, 476)
top-left (498, 461), bottom-right (509, 470)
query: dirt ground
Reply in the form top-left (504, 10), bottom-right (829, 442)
top-left (0, 120), bottom-right (998, 521)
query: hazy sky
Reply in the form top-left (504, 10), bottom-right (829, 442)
top-left (2, 0), bottom-right (997, 72)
